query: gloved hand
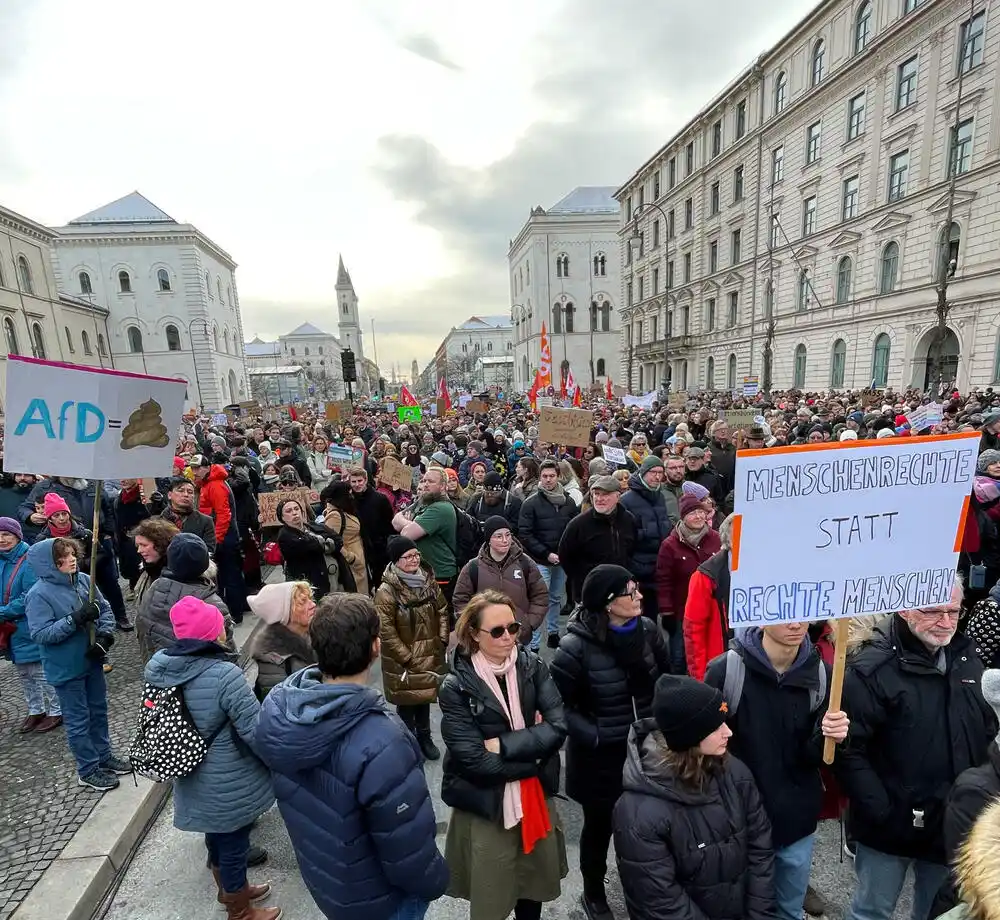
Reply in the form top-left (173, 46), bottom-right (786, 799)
top-left (148, 492), bottom-right (167, 514)
top-left (70, 602), bottom-right (101, 628)
top-left (86, 632), bottom-right (113, 661)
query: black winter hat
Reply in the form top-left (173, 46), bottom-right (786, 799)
top-left (387, 535), bottom-right (418, 564)
top-left (581, 564), bottom-right (634, 611)
top-left (653, 674), bottom-right (728, 751)
top-left (483, 471), bottom-right (504, 491)
top-left (165, 532), bottom-right (210, 582)
top-left (482, 515), bottom-right (511, 543)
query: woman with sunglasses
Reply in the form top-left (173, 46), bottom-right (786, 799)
top-left (439, 590), bottom-right (568, 920)
top-left (550, 564), bottom-right (671, 920)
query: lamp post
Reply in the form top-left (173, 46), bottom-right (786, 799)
top-left (628, 202), bottom-right (671, 398)
top-left (187, 318), bottom-right (210, 410)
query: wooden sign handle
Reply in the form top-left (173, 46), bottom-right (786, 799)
top-left (823, 619), bottom-right (851, 765)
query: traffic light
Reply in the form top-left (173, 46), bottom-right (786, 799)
top-left (341, 349), bottom-right (357, 382)
top-left (378, 377), bottom-right (386, 394)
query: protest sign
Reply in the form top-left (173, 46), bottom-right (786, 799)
top-left (728, 432), bottom-right (977, 628)
top-left (211, 413), bottom-right (228, 426)
top-left (4, 356), bottom-right (186, 478)
top-left (742, 376), bottom-right (760, 397)
top-left (467, 399), bottom-right (488, 414)
top-left (538, 406), bottom-right (593, 447)
top-left (378, 456), bottom-right (413, 493)
top-left (436, 398), bottom-right (447, 416)
top-left (258, 488), bottom-right (320, 526)
top-left (327, 444), bottom-right (366, 474)
top-left (536, 396), bottom-right (554, 408)
top-left (624, 392), bottom-right (656, 410)
top-left (325, 400), bottom-right (352, 422)
top-left (722, 409), bottom-right (757, 430)
top-left (398, 406), bottom-right (422, 424)
top-left (602, 445), bottom-right (628, 466)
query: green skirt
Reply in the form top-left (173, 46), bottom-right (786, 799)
top-left (445, 799), bottom-right (568, 920)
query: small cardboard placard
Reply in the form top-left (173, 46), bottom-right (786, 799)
top-left (539, 406), bottom-right (593, 447)
top-left (325, 400), bottom-right (353, 422)
top-left (722, 408), bottom-right (757, 430)
top-left (378, 456), bottom-right (414, 493)
top-left (328, 444), bottom-right (366, 474)
top-left (602, 446), bottom-right (627, 466)
top-left (258, 488), bottom-right (320, 526)
top-left (467, 398), bottom-right (488, 414)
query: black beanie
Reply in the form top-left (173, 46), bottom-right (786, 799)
top-left (581, 564), bottom-right (633, 611)
top-left (387, 535), bottom-right (418, 564)
top-left (482, 515), bottom-right (511, 543)
top-left (653, 674), bottom-right (728, 751)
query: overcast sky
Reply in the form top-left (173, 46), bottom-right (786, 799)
top-left (0, 0), bottom-right (816, 373)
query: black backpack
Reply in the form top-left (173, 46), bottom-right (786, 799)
top-left (452, 502), bottom-right (483, 569)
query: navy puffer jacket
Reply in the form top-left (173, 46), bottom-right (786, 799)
top-left (255, 667), bottom-right (448, 920)
top-left (619, 474), bottom-right (672, 582)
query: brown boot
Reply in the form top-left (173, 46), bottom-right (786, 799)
top-left (220, 885), bottom-right (281, 920)
top-left (210, 867), bottom-right (271, 905)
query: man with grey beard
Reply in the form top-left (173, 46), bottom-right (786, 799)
top-left (839, 579), bottom-right (996, 920)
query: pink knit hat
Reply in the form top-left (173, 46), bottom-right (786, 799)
top-left (169, 596), bottom-right (224, 642)
top-left (43, 493), bottom-right (71, 518)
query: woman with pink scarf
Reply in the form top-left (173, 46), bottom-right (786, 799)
top-left (438, 590), bottom-right (568, 920)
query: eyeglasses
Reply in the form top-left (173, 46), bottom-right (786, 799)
top-left (480, 622), bottom-right (521, 639)
top-left (399, 551), bottom-right (421, 563)
top-left (912, 606), bottom-right (960, 623)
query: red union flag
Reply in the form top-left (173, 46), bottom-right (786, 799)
top-left (437, 377), bottom-right (452, 410)
top-left (399, 384), bottom-right (418, 407)
top-left (539, 322), bottom-right (552, 387)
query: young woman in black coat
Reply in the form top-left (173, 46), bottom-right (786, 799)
top-left (275, 498), bottom-right (355, 598)
top-left (439, 590), bottom-right (568, 920)
top-left (613, 674), bottom-right (776, 920)
top-left (549, 564), bottom-right (670, 920)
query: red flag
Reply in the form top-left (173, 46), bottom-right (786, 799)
top-left (559, 369), bottom-right (567, 401)
top-left (437, 377), bottom-right (452, 410)
top-left (399, 384), bottom-right (418, 407)
top-left (605, 377), bottom-right (613, 400)
top-left (528, 370), bottom-right (541, 410)
top-left (572, 386), bottom-right (582, 407)
top-left (539, 323), bottom-right (552, 387)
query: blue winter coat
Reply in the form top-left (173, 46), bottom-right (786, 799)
top-left (620, 475), bottom-right (673, 582)
top-left (255, 668), bottom-right (449, 920)
top-left (25, 540), bottom-right (114, 686)
top-left (0, 541), bottom-right (40, 664)
top-left (144, 641), bottom-right (274, 834)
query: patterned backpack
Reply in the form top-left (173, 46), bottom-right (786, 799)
top-left (128, 683), bottom-right (228, 782)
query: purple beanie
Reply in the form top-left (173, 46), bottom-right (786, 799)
top-left (0, 517), bottom-right (23, 540)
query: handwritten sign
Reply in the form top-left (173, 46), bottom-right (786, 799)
top-left (378, 456), bottom-right (413, 493)
top-left (728, 433), bottom-right (978, 626)
top-left (722, 409), bottom-right (757, 430)
top-left (325, 400), bottom-right (353, 422)
top-left (602, 445), bottom-right (628, 466)
top-left (467, 399), bottom-right (488, 414)
top-left (538, 406), bottom-right (592, 447)
top-left (398, 406), bottom-right (422, 423)
top-left (258, 487), bottom-right (320, 526)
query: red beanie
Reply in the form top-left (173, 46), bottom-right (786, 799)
top-left (43, 493), bottom-right (71, 518)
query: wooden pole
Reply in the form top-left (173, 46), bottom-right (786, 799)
top-left (823, 619), bottom-right (851, 765)
top-left (87, 480), bottom-right (103, 645)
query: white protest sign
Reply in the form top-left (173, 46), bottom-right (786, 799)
top-left (4, 356), bottom-right (186, 478)
top-left (728, 432), bottom-right (978, 626)
top-left (602, 445), bottom-right (628, 466)
top-left (536, 396), bottom-right (554, 408)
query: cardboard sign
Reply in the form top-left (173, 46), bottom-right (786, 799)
top-left (378, 456), bottom-right (413, 493)
top-left (4, 356), bottom-right (186, 479)
top-left (257, 487), bottom-right (320, 526)
top-left (728, 432), bottom-right (978, 626)
top-left (238, 400), bottom-right (260, 411)
top-left (536, 396), bottom-right (554, 408)
top-left (722, 409), bottom-right (757, 430)
top-left (436, 398), bottom-right (447, 416)
top-left (467, 399), bottom-right (488, 414)
top-left (538, 406), bottom-right (593, 447)
top-left (398, 406), bottom-right (422, 423)
top-left (325, 400), bottom-right (353, 422)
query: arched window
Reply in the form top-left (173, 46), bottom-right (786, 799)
top-left (97, 333), bottom-right (107, 355)
top-left (855, 1), bottom-right (872, 54)
top-left (81, 330), bottom-right (92, 354)
top-left (65, 326), bottom-right (75, 353)
top-left (811, 40), bottom-right (826, 86)
top-left (774, 71), bottom-right (788, 114)
top-left (793, 344), bottom-right (807, 387)
top-left (487, 342), bottom-right (493, 352)
top-left (831, 339), bottom-right (847, 387)
top-left (706, 356), bottom-right (715, 390)
top-left (79, 271), bottom-right (92, 295)
top-left (727, 353), bottom-right (737, 389)
top-left (836, 256), bottom-right (853, 303)
top-left (3, 317), bottom-right (18, 356)
top-left (205, 272), bottom-right (212, 296)
top-left (157, 268), bottom-right (171, 291)
top-left (798, 269), bottom-right (811, 310)
top-left (596, 358), bottom-right (606, 377)
top-left (552, 305), bottom-right (562, 334)
top-left (29, 322), bottom-right (44, 358)
top-left (556, 254), bottom-right (570, 278)
top-left (17, 256), bottom-right (33, 294)
top-left (165, 324), bottom-right (181, 351)
top-left (565, 304), bottom-right (575, 333)
top-left (939, 222), bottom-right (961, 278)
top-left (223, 329), bottom-right (230, 354)
top-left (127, 326), bottom-right (143, 353)
top-left (872, 333), bottom-right (891, 387)
top-left (118, 270), bottom-right (132, 293)
top-left (880, 242), bottom-right (899, 293)
top-left (212, 326), bottom-right (220, 351)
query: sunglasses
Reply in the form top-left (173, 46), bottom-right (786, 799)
top-left (481, 622), bottom-right (521, 639)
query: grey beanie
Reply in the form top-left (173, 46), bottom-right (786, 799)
top-left (589, 457), bottom-right (609, 476)
top-left (978, 450), bottom-right (1000, 474)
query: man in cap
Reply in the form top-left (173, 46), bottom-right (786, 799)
top-left (684, 446), bottom-right (724, 503)
top-left (466, 471), bottom-right (521, 534)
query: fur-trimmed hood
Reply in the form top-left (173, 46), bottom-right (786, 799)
top-left (240, 620), bottom-right (315, 669)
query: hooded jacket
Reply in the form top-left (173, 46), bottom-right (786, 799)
top-left (254, 669), bottom-right (449, 920)
top-left (197, 465), bottom-right (238, 545)
top-left (145, 641), bottom-right (274, 833)
top-left (0, 540), bottom-right (39, 664)
top-left (683, 549), bottom-right (731, 681)
top-left (620, 473), bottom-right (673, 582)
top-left (24, 539), bottom-right (114, 685)
top-left (613, 721), bottom-right (776, 920)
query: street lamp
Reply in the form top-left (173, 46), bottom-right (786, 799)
top-left (627, 202), bottom-right (671, 397)
top-left (187, 318), bottom-right (210, 410)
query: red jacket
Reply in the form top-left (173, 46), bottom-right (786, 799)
top-left (198, 465), bottom-right (234, 544)
top-left (655, 526), bottom-right (721, 620)
top-left (683, 550), bottom-right (730, 681)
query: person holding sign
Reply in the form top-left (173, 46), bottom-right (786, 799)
top-left (839, 580), bottom-right (996, 920)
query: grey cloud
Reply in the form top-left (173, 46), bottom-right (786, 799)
top-left (398, 32), bottom-right (462, 72)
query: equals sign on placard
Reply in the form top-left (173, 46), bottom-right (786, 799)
top-left (107, 419), bottom-right (122, 429)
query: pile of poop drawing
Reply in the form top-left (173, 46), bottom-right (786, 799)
top-left (121, 398), bottom-right (170, 450)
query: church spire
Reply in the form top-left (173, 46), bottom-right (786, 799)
top-left (337, 254), bottom-right (353, 288)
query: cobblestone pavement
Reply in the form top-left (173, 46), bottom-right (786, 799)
top-left (0, 601), bottom-right (144, 920)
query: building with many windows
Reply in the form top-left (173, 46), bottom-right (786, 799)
top-left (431, 315), bottom-right (514, 391)
top-left (616, 0), bottom-right (998, 394)
top-left (510, 187), bottom-right (621, 392)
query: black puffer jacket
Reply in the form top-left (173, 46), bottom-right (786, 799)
top-left (839, 616), bottom-right (996, 863)
top-left (517, 489), bottom-right (578, 565)
top-left (557, 506), bottom-right (637, 602)
top-left (550, 606), bottom-right (670, 805)
top-left (619, 476), bottom-right (672, 583)
top-left (439, 647), bottom-right (567, 823)
top-left (613, 721), bottom-right (776, 920)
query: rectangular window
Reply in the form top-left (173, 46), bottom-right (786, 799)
top-left (653, 219), bottom-right (661, 248)
top-left (667, 260), bottom-right (674, 289)
top-left (684, 198), bottom-right (693, 230)
top-left (653, 267), bottom-right (660, 294)
top-left (709, 240), bottom-right (719, 273)
top-left (728, 292), bottom-right (738, 327)
top-left (626, 196), bottom-right (633, 223)
top-left (733, 164), bottom-right (744, 202)
top-left (736, 100), bottom-right (747, 139)
top-left (683, 252), bottom-right (692, 282)
top-left (770, 213), bottom-right (781, 249)
top-left (627, 281), bottom-right (633, 306)
top-left (897, 56), bottom-right (918, 110)
top-left (802, 196), bottom-right (817, 236)
top-left (638, 185), bottom-right (645, 208)
top-left (806, 121), bottom-right (821, 164)
top-left (653, 172), bottom-right (661, 199)
top-left (651, 316), bottom-right (658, 342)
top-left (772, 146), bottom-right (784, 184)
top-left (710, 181), bottom-right (720, 215)
top-left (847, 92), bottom-right (865, 140)
top-left (668, 157), bottom-right (676, 188)
top-left (638, 276), bottom-right (645, 301)
top-left (625, 242), bottom-right (632, 265)
top-left (842, 175), bottom-right (860, 220)
top-left (712, 120), bottom-right (722, 158)
top-left (904, 0), bottom-right (922, 12)
top-left (949, 118), bottom-right (974, 176)
top-left (639, 231), bottom-right (645, 258)
top-left (731, 228), bottom-right (742, 263)
top-left (707, 298), bottom-right (716, 332)
top-left (959, 11), bottom-right (985, 74)
top-left (667, 209), bottom-right (675, 239)
top-left (686, 142), bottom-right (694, 176)
top-left (888, 149), bottom-right (909, 201)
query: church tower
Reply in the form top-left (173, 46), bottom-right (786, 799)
top-left (336, 255), bottom-right (364, 361)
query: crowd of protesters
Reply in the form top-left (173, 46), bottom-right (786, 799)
top-left (2, 382), bottom-right (1000, 920)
